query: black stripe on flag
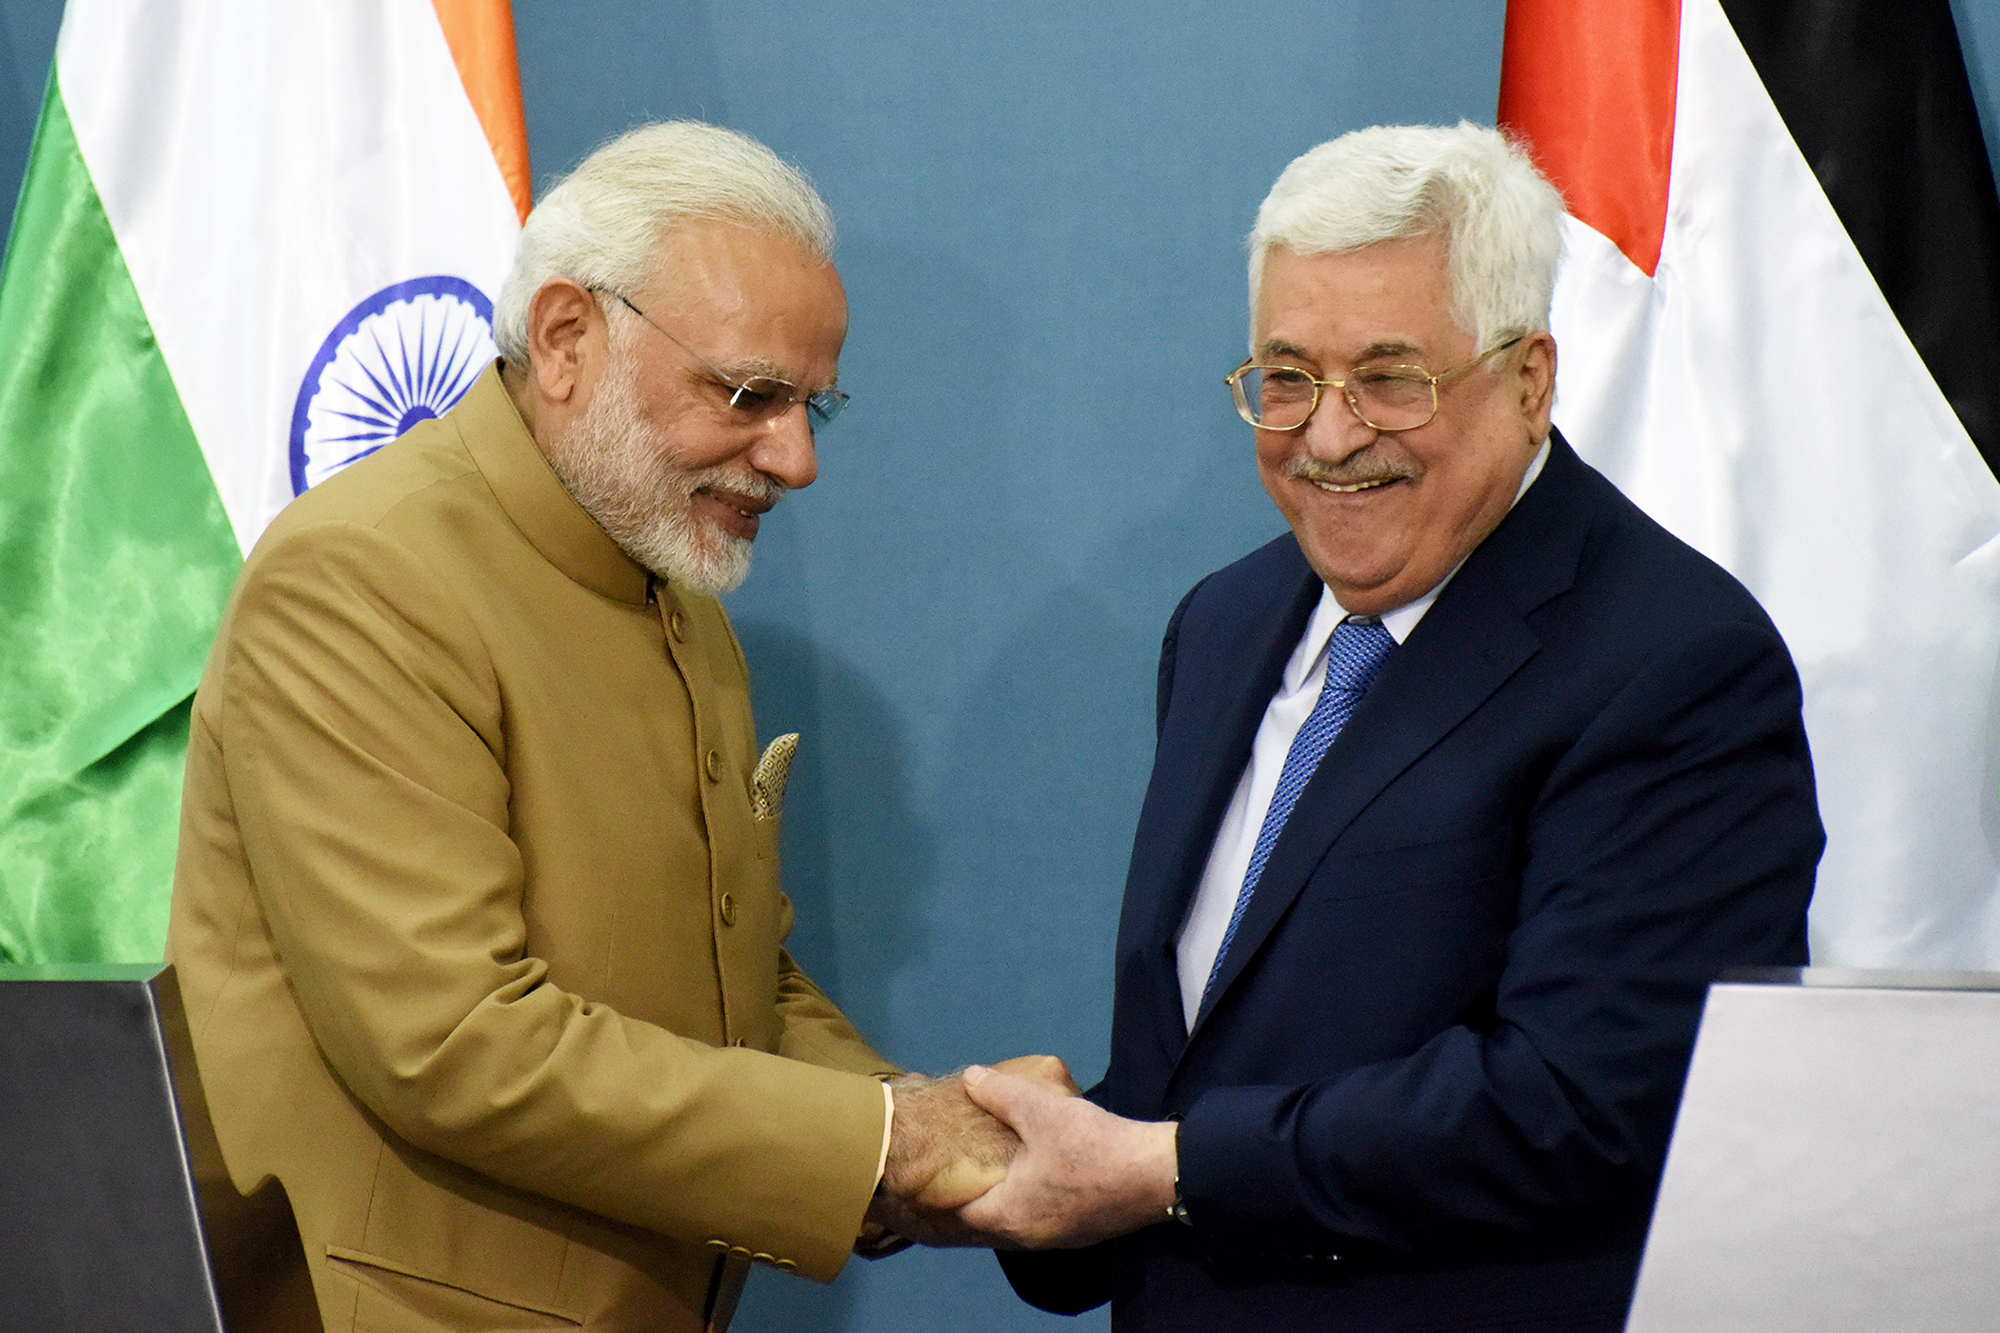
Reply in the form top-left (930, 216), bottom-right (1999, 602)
top-left (1721, 0), bottom-right (2000, 478)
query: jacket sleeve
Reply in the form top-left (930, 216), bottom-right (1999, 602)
top-left (217, 521), bottom-right (887, 1282)
top-left (1173, 618), bottom-right (1820, 1259)
top-left (774, 930), bottom-right (901, 1078)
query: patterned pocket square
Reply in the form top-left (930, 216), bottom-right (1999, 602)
top-left (751, 733), bottom-right (800, 821)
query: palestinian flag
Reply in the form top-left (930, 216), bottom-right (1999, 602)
top-left (0, 0), bottom-right (529, 964)
top-left (1500, 0), bottom-right (2000, 966)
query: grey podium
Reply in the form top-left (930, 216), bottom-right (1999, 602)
top-left (0, 963), bottom-right (320, 1333)
top-left (1626, 967), bottom-right (2000, 1332)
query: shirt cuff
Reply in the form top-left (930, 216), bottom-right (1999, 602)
top-left (875, 1078), bottom-right (894, 1189)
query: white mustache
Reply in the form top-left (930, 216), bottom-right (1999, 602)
top-left (1286, 455), bottom-right (1412, 488)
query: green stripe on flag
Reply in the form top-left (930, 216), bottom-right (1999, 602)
top-left (0, 76), bottom-right (242, 963)
top-left (0, 699), bottom-right (199, 963)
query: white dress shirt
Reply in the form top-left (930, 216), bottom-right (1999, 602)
top-left (1175, 438), bottom-right (1550, 1027)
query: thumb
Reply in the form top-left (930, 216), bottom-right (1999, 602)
top-left (960, 1064), bottom-right (1041, 1130)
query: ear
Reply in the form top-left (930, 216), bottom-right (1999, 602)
top-left (1515, 330), bottom-right (1558, 440)
top-left (524, 280), bottom-right (601, 405)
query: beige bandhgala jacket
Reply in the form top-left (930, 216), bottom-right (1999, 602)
top-left (169, 367), bottom-right (893, 1333)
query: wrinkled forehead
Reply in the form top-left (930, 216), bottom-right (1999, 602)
top-left (1254, 236), bottom-right (1468, 357)
top-left (621, 222), bottom-right (847, 382)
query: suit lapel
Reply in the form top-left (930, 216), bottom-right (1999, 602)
top-left (1123, 547), bottom-right (1322, 1069)
top-left (1144, 568), bottom-right (1323, 949)
top-left (1187, 433), bottom-right (1597, 1037)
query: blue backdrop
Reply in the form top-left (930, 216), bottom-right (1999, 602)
top-left (3, 3), bottom-right (1998, 1329)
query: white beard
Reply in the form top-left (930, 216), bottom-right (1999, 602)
top-left (540, 347), bottom-right (781, 596)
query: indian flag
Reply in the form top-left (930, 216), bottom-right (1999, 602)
top-left (0, 0), bottom-right (529, 964)
top-left (1500, 0), bottom-right (2000, 965)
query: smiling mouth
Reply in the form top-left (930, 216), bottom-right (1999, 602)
top-left (704, 489), bottom-right (771, 520)
top-left (691, 481), bottom-right (781, 541)
top-left (1287, 452), bottom-right (1411, 495)
top-left (1310, 476), bottom-right (1400, 494)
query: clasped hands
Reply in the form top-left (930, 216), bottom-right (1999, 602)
top-left (865, 1056), bottom-right (1179, 1252)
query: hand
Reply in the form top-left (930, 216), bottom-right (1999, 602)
top-left (880, 1071), bottom-right (1018, 1210)
top-left (957, 1064), bottom-right (1177, 1250)
top-left (988, 1053), bottom-right (1081, 1098)
top-left (878, 1055), bottom-right (1079, 1209)
top-left (864, 1068), bottom-right (1015, 1248)
top-left (866, 1055), bottom-right (1083, 1248)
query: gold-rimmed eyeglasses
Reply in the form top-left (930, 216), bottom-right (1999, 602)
top-left (1225, 335), bottom-right (1523, 433)
top-left (593, 288), bottom-right (850, 429)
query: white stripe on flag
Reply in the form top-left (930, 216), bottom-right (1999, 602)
top-left (1553, 0), bottom-right (2000, 965)
top-left (57, 0), bottom-right (521, 553)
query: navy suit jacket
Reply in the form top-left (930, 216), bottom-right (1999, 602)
top-left (1003, 433), bottom-right (1820, 1331)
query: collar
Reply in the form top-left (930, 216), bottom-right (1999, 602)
top-left (452, 362), bottom-right (652, 606)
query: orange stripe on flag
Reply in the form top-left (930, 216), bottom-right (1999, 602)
top-left (431, 0), bottom-right (532, 221)
top-left (1498, 0), bottom-right (1680, 276)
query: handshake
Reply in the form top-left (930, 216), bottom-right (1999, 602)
top-left (864, 1055), bottom-right (1180, 1253)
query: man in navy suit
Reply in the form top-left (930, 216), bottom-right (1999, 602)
top-left (947, 124), bottom-right (1822, 1330)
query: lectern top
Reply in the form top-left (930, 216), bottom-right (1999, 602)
top-left (1720, 965), bottom-right (2000, 992)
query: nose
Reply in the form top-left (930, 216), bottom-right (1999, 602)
top-left (1299, 384), bottom-right (1378, 459)
top-left (748, 402), bottom-right (819, 491)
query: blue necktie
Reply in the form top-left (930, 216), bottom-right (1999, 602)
top-left (1201, 617), bottom-right (1397, 1007)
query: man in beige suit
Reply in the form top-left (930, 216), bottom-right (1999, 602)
top-left (169, 121), bottom-right (1038, 1333)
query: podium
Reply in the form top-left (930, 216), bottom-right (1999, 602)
top-left (1626, 968), bottom-right (2000, 1332)
top-left (0, 964), bottom-right (320, 1333)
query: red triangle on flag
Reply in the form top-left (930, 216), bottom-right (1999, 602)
top-left (1499, 0), bottom-right (1681, 276)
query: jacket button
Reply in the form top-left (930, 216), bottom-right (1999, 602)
top-left (719, 892), bottom-right (737, 926)
top-left (705, 749), bottom-right (723, 782)
top-left (669, 608), bottom-right (689, 642)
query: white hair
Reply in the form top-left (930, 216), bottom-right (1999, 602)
top-left (1248, 122), bottom-right (1566, 349)
top-left (495, 121), bottom-right (835, 365)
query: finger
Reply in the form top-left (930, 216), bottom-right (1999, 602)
top-left (877, 1193), bottom-right (1007, 1249)
top-left (1035, 1055), bottom-right (1080, 1095)
top-left (955, 1174), bottom-right (1032, 1250)
top-left (911, 1155), bottom-right (1006, 1210)
top-left (960, 1064), bottom-right (1040, 1128)
top-left (990, 1054), bottom-right (1081, 1096)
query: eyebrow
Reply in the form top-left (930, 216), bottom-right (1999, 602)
top-left (1255, 337), bottom-right (1428, 366)
top-left (714, 356), bottom-right (790, 382)
top-left (1353, 339), bottom-right (1423, 363)
top-left (1256, 337), bottom-right (1312, 363)
top-left (710, 360), bottom-right (844, 400)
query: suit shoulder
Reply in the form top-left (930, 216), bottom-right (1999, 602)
top-left (250, 414), bottom-right (494, 564)
top-left (1176, 531), bottom-right (1314, 630)
top-left (1574, 466), bottom-right (1779, 634)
